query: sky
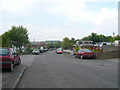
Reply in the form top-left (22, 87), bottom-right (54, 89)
top-left (0, 0), bottom-right (119, 41)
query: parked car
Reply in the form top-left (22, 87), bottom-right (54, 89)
top-left (56, 48), bottom-right (63, 54)
top-left (49, 48), bottom-right (53, 51)
top-left (32, 49), bottom-right (40, 55)
top-left (114, 40), bottom-right (120, 46)
top-left (74, 49), bottom-right (96, 59)
top-left (39, 49), bottom-right (44, 53)
top-left (43, 49), bottom-right (48, 52)
top-left (0, 48), bottom-right (21, 72)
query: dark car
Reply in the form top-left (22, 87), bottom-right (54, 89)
top-left (42, 49), bottom-right (48, 52)
top-left (0, 48), bottom-right (21, 72)
top-left (39, 49), bottom-right (43, 53)
top-left (49, 48), bottom-right (53, 51)
top-left (44, 49), bottom-right (48, 52)
top-left (32, 49), bottom-right (40, 55)
top-left (56, 48), bottom-right (63, 54)
top-left (74, 49), bottom-right (96, 59)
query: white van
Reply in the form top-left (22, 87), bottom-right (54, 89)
top-left (114, 40), bottom-right (120, 46)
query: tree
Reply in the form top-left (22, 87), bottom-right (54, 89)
top-left (9, 26), bottom-right (29, 49)
top-left (1, 26), bottom-right (29, 49)
top-left (25, 42), bottom-right (32, 54)
top-left (62, 37), bottom-right (75, 49)
top-left (115, 35), bottom-right (120, 40)
top-left (71, 38), bottom-right (76, 44)
top-left (81, 33), bottom-right (117, 42)
top-left (54, 42), bottom-right (62, 48)
top-left (1, 32), bottom-right (11, 47)
top-left (0, 35), bottom-right (2, 47)
top-left (47, 43), bottom-right (54, 48)
top-left (47, 42), bottom-right (62, 49)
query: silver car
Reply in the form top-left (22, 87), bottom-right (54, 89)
top-left (32, 49), bottom-right (40, 55)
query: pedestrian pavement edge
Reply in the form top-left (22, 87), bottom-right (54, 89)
top-left (12, 66), bottom-right (27, 89)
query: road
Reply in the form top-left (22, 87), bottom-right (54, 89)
top-left (16, 51), bottom-right (118, 88)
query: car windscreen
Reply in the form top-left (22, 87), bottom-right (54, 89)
top-left (57, 49), bottom-right (62, 51)
top-left (57, 48), bottom-right (62, 51)
top-left (33, 49), bottom-right (39, 51)
top-left (0, 49), bottom-right (9, 56)
top-left (83, 49), bottom-right (92, 52)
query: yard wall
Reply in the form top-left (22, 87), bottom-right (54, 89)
top-left (96, 50), bottom-right (120, 59)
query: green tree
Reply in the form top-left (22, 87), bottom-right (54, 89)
top-left (2, 26), bottom-right (29, 49)
top-left (81, 33), bottom-right (117, 42)
top-left (11, 26), bottom-right (29, 49)
top-left (1, 32), bottom-right (11, 47)
top-left (115, 35), bottom-right (120, 40)
top-left (25, 42), bottom-right (32, 54)
top-left (71, 38), bottom-right (76, 44)
top-left (62, 37), bottom-right (75, 49)
top-left (47, 42), bottom-right (62, 49)
top-left (54, 42), bottom-right (62, 48)
top-left (47, 43), bottom-right (54, 48)
top-left (0, 35), bottom-right (2, 47)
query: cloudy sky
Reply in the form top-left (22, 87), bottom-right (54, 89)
top-left (0, 0), bottom-right (118, 41)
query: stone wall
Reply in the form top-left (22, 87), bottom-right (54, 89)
top-left (96, 50), bottom-right (120, 59)
top-left (102, 46), bottom-right (120, 52)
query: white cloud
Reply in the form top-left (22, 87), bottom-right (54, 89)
top-left (46, 0), bottom-right (118, 36)
top-left (24, 24), bottom-right (88, 41)
top-left (25, 25), bottom-right (63, 41)
top-left (0, 0), bottom-right (38, 12)
top-left (46, 1), bottom-right (118, 25)
top-left (91, 8), bottom-right (118, 25)
top-left (0, 0), bottom-right (118, 18)
top-left (0, 0), bottom-right (39, 17)
top-left (0, 0), bottom-right (118, 13)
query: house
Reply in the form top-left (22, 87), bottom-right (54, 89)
top-left (45, 40), bottom-right (61, 44)
top-left (76, 41), bottom-right (94, 47)
top-left (95, 42), bottom-right (114, 47)
top-left (31, 41), bottom-right (47, 48)
top-left (75, 41), bottom-right (102, 51)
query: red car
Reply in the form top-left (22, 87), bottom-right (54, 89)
top-left (0, 48), bottom-right (21, 72)
top-left (56, 49), bottom-right (63, 54)
top-left (74, 49), bottom-right (96, 59)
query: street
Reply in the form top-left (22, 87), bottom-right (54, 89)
top-left (1, 0), bottom-right (119, 89)
top-left (13, 51), bottom-right (118, 88)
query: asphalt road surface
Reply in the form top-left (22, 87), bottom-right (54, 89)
top-left (17, 51), bottom-right (118, 88)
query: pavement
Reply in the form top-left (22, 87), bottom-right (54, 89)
top-left (16, 51), bottom-right (118, 88)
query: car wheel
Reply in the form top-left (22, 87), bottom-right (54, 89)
top-left (93, 55), bottom-right (96, 59)
top-left (74, 55), bottom-right (77, 58)
top-left (17, 58), bottom-right (21, 65)
top-left (80, 55), bottom-right (83, 59)
top-left (8, 63), bottom-right (14, 72)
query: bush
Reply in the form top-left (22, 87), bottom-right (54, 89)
top-left (74, 46), bottom-right (79, 52)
